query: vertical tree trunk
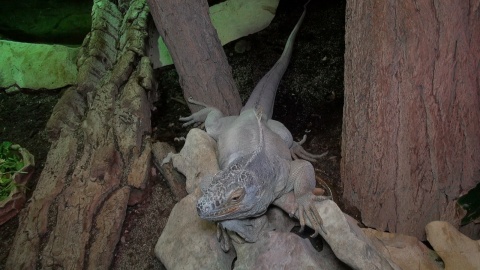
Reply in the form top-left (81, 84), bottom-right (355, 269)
top-left (147, 0), bottom-right (242, 115)
top-left (6, 0), bottom-right (154, 268)
top-left (342, 0), bottom-right (480, 239)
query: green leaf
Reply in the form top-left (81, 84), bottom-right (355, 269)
top-left (0, 141), bottom-right (12, 156)
top-left (0, 177), bottom-right (8, 185)
top-left (0, 141), bottom-right (24, 201)
top-left (458, 182), bottom-right (480, 226)
top-left (15, 161), bottom-right (24, 171)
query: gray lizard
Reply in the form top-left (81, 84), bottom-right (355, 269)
top-left (180, 1), bottom-right (329, 248)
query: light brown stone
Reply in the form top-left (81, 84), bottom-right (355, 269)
top-left (154, 193), bottom-right (236, 270)
top-left (169, 128), bottom-right (219, 194)
top-left (426, 221), bottom-right (480, 270)
top-left (363, 228), bottom-right (442, 270)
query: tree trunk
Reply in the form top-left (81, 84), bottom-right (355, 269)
top-left (342, 0), bottom-right (480, 239)
top-left (147, 0), bottom-right (242, 115)
top-left (6, 0), bottom-right (155, 268)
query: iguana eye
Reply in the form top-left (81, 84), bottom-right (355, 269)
top-left (230, 188), bottom-right (245, 202)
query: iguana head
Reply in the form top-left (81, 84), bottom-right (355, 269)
top-left (197, 109), bottom-right (276, 221)
top-left (197, 109), bottom-right (275, 221)
top-left (196, 158), bottom-right (274, 221)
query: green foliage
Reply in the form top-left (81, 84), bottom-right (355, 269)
top-left (458, 182), bottom-right (480, 226)
top-left (0, 141), bottom-right (24, 201)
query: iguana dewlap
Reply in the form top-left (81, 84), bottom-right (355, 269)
top-left (180, 1), bottom-right (329, 248)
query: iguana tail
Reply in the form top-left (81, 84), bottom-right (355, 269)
top-left (241, 1), bottom-right (309, 119)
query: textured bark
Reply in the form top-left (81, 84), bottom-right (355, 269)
top-left (6, 0), bottom-right (155, 269)
top-left (147, 0), bottom-right (242, 115)
top-left (342, 0), bottom-right (480, 239)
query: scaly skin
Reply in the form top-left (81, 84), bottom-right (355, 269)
top-left (180, 0), bottom-right (329, 251)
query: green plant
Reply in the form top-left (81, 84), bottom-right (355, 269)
top-left (0, 141), bottom-right (25, 201)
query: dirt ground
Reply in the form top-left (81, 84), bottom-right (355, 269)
top-left (0, 1), bottom-right (347, 269)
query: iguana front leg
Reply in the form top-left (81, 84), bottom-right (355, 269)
top-left (273, 159), bottom-right (330, 237)
top-left (179, 97), bottom-right (236, 140)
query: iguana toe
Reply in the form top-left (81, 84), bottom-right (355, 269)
top-left (179, 107), bottom-right (216, 127)
top-left (179, 115), bottom-right (195, 126)
top-left (296, 194), bottom-right (330, 237)
top-left (290, 135), bottom-right (328, 162)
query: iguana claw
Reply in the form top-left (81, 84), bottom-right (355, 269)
top-left (290, 135), bottom-right (328, 162)
top-left (296, 194), bottom-right (330, 237)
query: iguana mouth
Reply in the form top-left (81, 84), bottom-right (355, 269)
top-left (197, 205), bottom-right (240, 221)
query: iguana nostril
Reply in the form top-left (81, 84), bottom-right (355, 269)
top-left (196, 203), bottom-right (203, 215)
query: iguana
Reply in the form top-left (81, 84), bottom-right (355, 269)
top-left (180, 1), bottom-right (329, 249)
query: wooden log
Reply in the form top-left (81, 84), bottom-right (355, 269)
top-left (6, 0), bottom-right (155, 268)
top-left (147, 0), bottom-right (242, 115)
top-left (342, 0), bottom-right (480, 239)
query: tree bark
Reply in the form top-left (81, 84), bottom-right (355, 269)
top-left (147, 0), bottom-right (242, 115)
top-left (6, 0), bottom-right (155, 268)
top-left (342, 0), bottom-right (480, 239)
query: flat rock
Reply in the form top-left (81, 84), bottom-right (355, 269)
top-left (363, 228), bottom-right (442, 270)
top-left (0, 40), bottom-right (78, 90)
top-left (157, 127), bottom-right (401, 269)
top-left (233, 231), bottom-right (348, 270)
top-left (426, 221), bottom-right (480, 270)
top-left (154, 193), bottom-right (236, 270)
top-left (231, 206), bottom-right (346, 269)
top-left (168, 128), bottom-right (219, 193)
top-left (310, 200), bottom-right (400, 270)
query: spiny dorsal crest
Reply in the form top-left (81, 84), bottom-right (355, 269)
top-left (244, 108), bottom-right (267, 167)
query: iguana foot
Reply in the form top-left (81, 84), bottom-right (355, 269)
top-left (179, 97), bottom-right (218, 126)
top-left (295, 193), bottom-right (331, 237)
top-left (290, 135), bottom-right (327, 162)
top-left (179, 107), bottom-right (215, 127)
top-left (179, 97), bottom-right (229, 137)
